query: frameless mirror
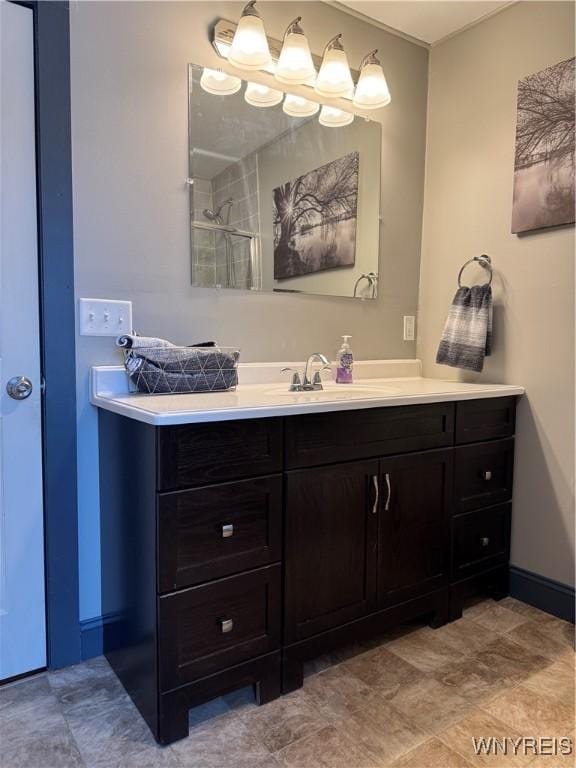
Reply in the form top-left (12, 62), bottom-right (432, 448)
top-left (188, 64), bottom-right (381, 299)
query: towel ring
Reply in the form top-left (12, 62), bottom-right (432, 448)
top-left (458, 254), bottom-right (493, 287)
top-left (353, 272), bottom-right (378, 299)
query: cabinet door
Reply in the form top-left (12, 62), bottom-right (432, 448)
top-left (378, 449), bottom-right (453, 607)
top-left (284, 460), bottom-right (379, 643)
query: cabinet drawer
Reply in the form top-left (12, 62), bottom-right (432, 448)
top-left (285, 403), bottom-right (454, 468)
top-left (158, 476), bottom-right (282, 592)
top-left (454, 439), bottom-right (514, 513)
top-left (452, 503), bottom-right (511, 579)
top-left (158, 565), bottom-right (281, 690)
top-left (455, 397), bottom-right (516, 445)
top-left (157, 418), bottom-right (283, 491)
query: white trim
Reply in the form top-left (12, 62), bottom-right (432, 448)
top-left (326, 1), bottom-right (431, 49)
top-left (431, 1), bottom-right (518, 47)
top-left (327, 1), bottom-right (519, 49)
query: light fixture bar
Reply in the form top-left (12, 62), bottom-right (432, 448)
top-left (212, 18), bottom-right (360, 89)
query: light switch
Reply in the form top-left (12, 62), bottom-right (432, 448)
top-left (79, 298), bottom-right (133, 337)
top-left (403, 315), bottom-right (416, 341)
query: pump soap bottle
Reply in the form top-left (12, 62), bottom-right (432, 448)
top-left (336, 335), bottom-right (354, 384)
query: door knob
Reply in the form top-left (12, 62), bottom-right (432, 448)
top-left (6, 376), bottom-right (33, 400)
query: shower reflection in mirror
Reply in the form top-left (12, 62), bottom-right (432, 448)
top-left (196, 197), bottom-right (258, 290)
top-left (191, 170), bottom-right (261, 291)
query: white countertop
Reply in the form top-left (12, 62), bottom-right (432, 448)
top-left (90, 361), bottom-right (524, 426)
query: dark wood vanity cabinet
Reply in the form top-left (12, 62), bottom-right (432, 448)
top-left (99, 395), bottom-right (517, 745)
top-left (284, 449), bottom-right (453, 643)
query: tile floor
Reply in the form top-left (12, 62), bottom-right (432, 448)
top-left (1, 597), bottom-right (574, 768)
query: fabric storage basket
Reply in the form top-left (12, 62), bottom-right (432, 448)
top-left (124, 346), bottom-right (240, 394)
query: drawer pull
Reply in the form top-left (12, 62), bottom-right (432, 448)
top-left (480, 537), bottom-right (490, 547)
top-left (220, 618), bottom-right (234, 634)
top-left (221, 523), bottom-right (234, 538)
top-left (384, 473), bottom-right (391, 511)
top-left (371, 475), bottom-right (379, 515)
top-left (482, 470), bottom-right (493, 481)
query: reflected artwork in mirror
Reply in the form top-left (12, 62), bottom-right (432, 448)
top-left (188, 64), bottom-right (381, 299)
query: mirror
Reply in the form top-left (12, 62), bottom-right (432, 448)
top-left (188, 64), bottom-right (381, 300)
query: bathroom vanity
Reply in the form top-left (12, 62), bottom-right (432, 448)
top-left (93, 364), bottom-right (523, 745)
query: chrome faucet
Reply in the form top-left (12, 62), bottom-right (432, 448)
top-left (282, 353), bottom-right (331, 392)
top-left (303, 353), bottom-right (330, 390)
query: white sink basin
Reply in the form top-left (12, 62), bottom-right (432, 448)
top-left (263, 383), bottom-right (399, 398)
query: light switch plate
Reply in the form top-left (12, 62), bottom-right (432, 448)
top-left (79, 298), bottom-right (133, 337)
top-left (403, 315), bottom-right (416, 341)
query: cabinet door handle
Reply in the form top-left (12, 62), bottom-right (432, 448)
top-left (371, 475), bottom-right (379, 514)
top-left (222, 524), bottom-right (234, 538)
top-left (384, 473), bottom-right (391, 511)
top-left (482, 470), bottom-right (493, 481)
top-left (220, 618), bottom-right (234, 634)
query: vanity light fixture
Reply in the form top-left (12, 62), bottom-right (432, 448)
top-left (315, 34), bottom-right (354, 98)
top-left (245, 81), bottom-right (283, 107)
top-left (353, 50), bottom-right (391, 109)
top-left (282, 93), bottom-right (320, 117)
top-left (200, 67), bottom-right (242, 96)
top-left (275, 17), bottom-right (316, 85)
top-left (228, 1), bottom-right (272, 71)
top-left (319, 104), bottom-right (354, 127)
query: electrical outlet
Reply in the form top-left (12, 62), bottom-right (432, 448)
top-left (79, 298), bottom-right (133, 337)
top-left (403, 315), bottom-right (416, 341)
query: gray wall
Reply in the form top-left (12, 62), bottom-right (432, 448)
top-left (418, 2), bottom-right (575, 586)
top-left (70, 2), bottom-right (429, 620)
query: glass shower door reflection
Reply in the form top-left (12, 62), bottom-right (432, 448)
top-left (191, 223), bottom-right (260, 291)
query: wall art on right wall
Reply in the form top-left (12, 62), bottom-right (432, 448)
top-left (512, 56), bottom-right (575, 234)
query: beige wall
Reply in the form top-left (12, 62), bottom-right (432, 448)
top-left (418, 2), bottom-right (575, 586)
top-left (70, 1), bottom-right (429, 619)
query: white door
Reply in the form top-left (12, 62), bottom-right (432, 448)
top-left (0, 0), bottom-right (46, 680)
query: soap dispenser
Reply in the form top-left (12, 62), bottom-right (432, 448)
top-left (336, 335), bottom-right (354, 384)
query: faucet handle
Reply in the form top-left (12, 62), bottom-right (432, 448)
top-left (312, 365), bottom-right (332, 390)
top-left (281, 367), bottom-right (302, 392)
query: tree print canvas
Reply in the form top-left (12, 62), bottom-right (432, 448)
top-left (512, 57), bottom-right (575, 233)
top-left (273, 152), bottom-right (359, 279)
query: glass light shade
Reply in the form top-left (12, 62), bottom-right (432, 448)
top-left (283, 93), bottom-right (320, 117)
top-left (315, 48), bottom-right (354, 98)
top-left (245, 81), bottom-right (283, 107)
top-left (228, 13), bottom-right (271, 71)
top-left (353, 62), bottom-right (391, 109)
top-left (275, 31), bottom-right (316, 85)
top-left (200, 67), bottom-right (242, 96)
top-left (318, 105), bottom-right (354, 127)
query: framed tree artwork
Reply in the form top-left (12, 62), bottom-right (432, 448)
top-left (273, 152), bottom-right (359, 279)
top-left (512, 57), bottom-right (575, 234)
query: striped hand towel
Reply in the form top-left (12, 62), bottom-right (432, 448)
top-left (436, 284), bottom-right (492, 372)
